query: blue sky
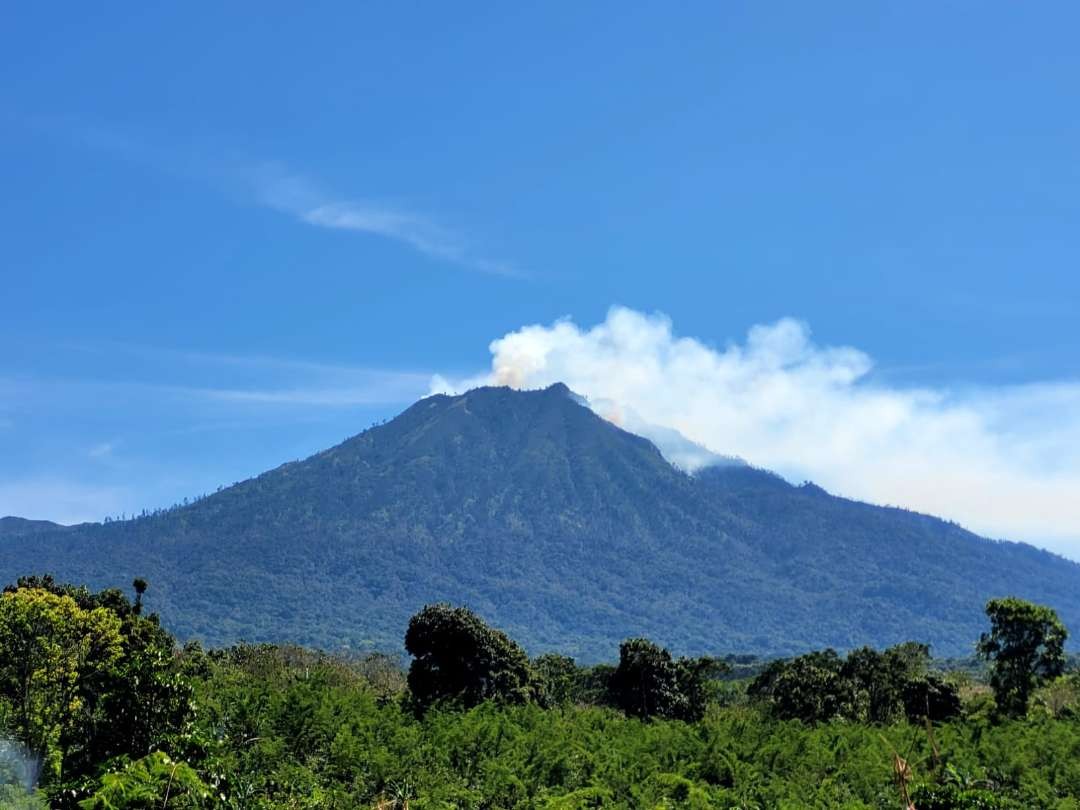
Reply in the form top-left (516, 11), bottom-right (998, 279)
top-left (3, 4), bottom-right (1079, 553)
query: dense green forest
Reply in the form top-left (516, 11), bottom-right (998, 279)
top-left (3, 577), bottom-right (1080, 809)
top-left (3, 385), bottom-right (1080, 661)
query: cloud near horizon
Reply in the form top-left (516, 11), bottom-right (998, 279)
top-left (431, 306), bottom-right (1080, 554)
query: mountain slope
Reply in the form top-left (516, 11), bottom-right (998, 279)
top-left (1, 383), bottom-right (1077, 661)
top-left (0, 516), bottom-right (72, 536)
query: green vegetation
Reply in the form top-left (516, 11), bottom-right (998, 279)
top-left (406, 604), bottom-right (534, 712)
top-left (2, 577), bottom-right (1080, 808)
top-left (0, 575), bottom-right (194, 799)
top-left (3, 384), bottom-right (1080, 660)
top-left (978, 597), bottom-right (1068, 718)
top-left (609, 638), bottom-right (726, 722)
top-left (746, 643), bottom-right (962, 725)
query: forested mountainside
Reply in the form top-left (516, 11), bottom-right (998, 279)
top-left (0, 516), bottom-right (72, 536)
top-left (2, 383), bottom-right (1077, 660)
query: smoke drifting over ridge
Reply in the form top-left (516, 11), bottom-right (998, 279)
top-left (431, 307), bottom-right (1080, 555)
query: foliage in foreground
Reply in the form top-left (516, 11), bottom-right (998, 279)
top-left (186, 647), bottom-right (1080, 809)
top-left (978, 597), bottom-right (1068, 718)
top-left (1, 579), bottom-right (1080, 808)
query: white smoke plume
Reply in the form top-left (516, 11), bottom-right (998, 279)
top-left (431, 306), bottom-right (1080, 556)
top-left (0, 737), bottom-right (43, 803)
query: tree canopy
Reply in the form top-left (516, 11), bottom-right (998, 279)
top-left (0, 587), bottom-right (123, 783)
top-left (404, 604), bottom-right (534, 712)
top-left (609, 638), bottom-right (726, 721)
top-left (1, 583), bottom-right (1078, 807)
top-left (977, 597), bottom-right (1068, 717)
top-left (0, 577), bottom-right (194, 808)
top-left (747, 643), bottom-right (961, 725)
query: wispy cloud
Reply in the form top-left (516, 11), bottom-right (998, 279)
top-left (13, 117), bottom-right (519, 278)
top-left (247, 163), bottom-right (522, 277)
top-left (64, 339), bottom-right (435, 395)
top-left (2, 367), bottom-right (431, 414)
top-left (2, 337), bottom-right (437, 442)
top-left (201, 382), bottom-right (429, 407)
top-left (433, 306), bottom-right (1080, 556)
top-left (88, 442), bottom-right (114, 459)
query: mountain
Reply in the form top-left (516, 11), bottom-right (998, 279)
top-left (0, 516), bottom-right (72, 537)
top-left (2, 383), bottom-right (1078, 661)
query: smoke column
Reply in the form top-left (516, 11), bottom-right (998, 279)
top-left (0, 737), bottom-right (41, 795)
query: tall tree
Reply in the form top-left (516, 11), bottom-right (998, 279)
top-left (674, 655), bottom-right (729, 722)
top-left (977, 597), bottom-right (1068, 717)
top-left (533, 653), bottom-right (580, 707)
top-left (610, 638), bottom-right (684, 720)
top-left (842, 643), bottom-right (929, 724)
top-left (0, 578), bottom-right (194, 807)
top-left (609, 639), bottom-right (725, 721)
top-left (747, 650), bottom-right (853, 723)
top-left (404, 604), bottom-right (533, 712)
top-left (902, 674), bottom-right (961, 723)
top-left (0, 588), bottom-right (123, 784)
top-left (131, 579), bottom-right (147, 616)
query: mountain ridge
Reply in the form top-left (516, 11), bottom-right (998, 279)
top-left (0, 515), bottom-right (73, 536)
top-left (1, 383), bottom-right (1077, 661)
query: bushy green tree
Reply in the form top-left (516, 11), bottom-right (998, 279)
top-left (533, 654), bottom-right (580, 707)
top-left (842, 646), bottom-right (901, 723)
top-left (1032, 673), bottom-right (1080, 718)
top-left (354, 652), bottom-right (407, 702)
top-left (747, 649), bottom-right (852, 722)
top-left (610, 638), bottom-right (684, 720)
top-left (609, 639), bottom-right (726, 721)
top-left (902, 674), bottom-right (962, 723)
top-left (0, 587), bottom-right (124, 783)
top-left (0, 578), bottom-right (195, 808)
top-left (575, 664), bottom-right (617, 708)
top-left (405, 604), bottom-right (533, 712)
top-left (842, 642), bottom-right (931, 723)
top-left (674, 655), bottom-right (729, 721)
top-left (77, 608), bottom-right (195, 774)
top-left (749, 643), bottom-right (962, 725)
top-left (977, 597), bottom-right (1068, 717)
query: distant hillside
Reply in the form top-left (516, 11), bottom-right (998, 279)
top-left (1, 383), bottom-right (1078, 661)
top-left (0, 516), bottom-right (71, 537)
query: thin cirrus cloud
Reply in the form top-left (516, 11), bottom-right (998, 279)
top-left (248, 163), bottom-right (521, 277)
top-left (87, 442), bottom-right (114, 459)
top-left (14, 117), bottom-right (519, 278)
top-left (203, 381), bottom-right (429, 407)
top-left (431, 306), bottom-right (1080, 556)
top-left (3, 357), bottom-right (432, 414)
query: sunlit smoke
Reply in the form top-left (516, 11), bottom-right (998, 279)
top-left (0, 737), bottom-right (41, 796)
top-left (430, 306), bottom-right (1080, 555)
